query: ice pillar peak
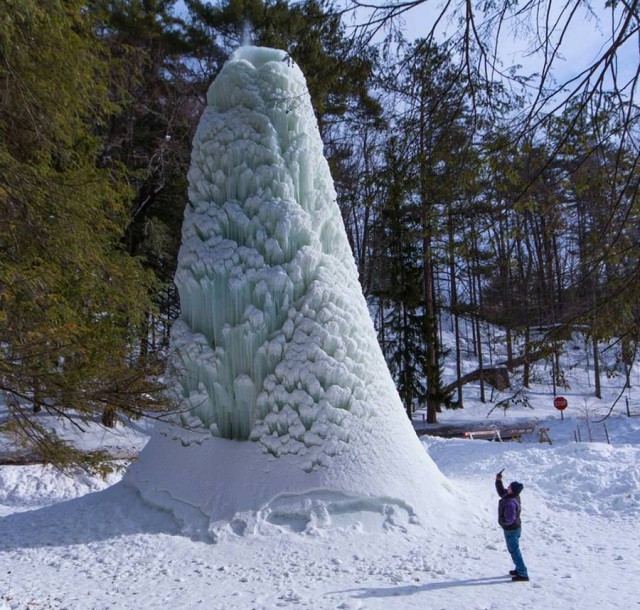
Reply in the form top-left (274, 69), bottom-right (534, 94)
top-left (171, 45), bottom-right (356, 448)
top-left (127, 47), bottom-right (453, 533)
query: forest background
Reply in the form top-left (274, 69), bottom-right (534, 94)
top-left (1, 0), bottom-right (639, 468)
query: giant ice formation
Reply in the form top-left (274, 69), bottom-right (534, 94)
top-left (126, 46), bottom-right (456, 536)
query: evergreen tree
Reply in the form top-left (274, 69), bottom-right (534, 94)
top-left (375, 40), bottom-right (482, 421)
top-left (0, 0), bottom-right (165, 470)
top-left (372, 137), bottom-right (429, 418)
top-left (93, 0), bottom-right (202, 351)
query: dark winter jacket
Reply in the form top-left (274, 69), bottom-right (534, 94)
top-left (496, 480), bottom-right (522, 531)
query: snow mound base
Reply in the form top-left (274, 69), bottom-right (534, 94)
top-left (126, 422), bottom-right (460, 539)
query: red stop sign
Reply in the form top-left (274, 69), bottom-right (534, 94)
top-left (554, 396), bottom-right (568, 410)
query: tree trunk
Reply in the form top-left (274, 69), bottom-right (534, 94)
top-left (475, 314), bottom-right (486, 403)
top-left (448, 210), bottom-right (463, 407)
top-left (471, 231), bottom-right (485, 403)
top-left (33, 386), bottom-right (42, 413)
top-left (102, 406), bottom-right (116, 428)
top-left (402, 304), bottom-right (413, 420)
top-left (523, 327), bottom-right (531, 388)
top-left (441, 344), bottom-right (551, 396)
top-left (593, 334), bottom-right (602, 399)
top-left (423, 239), bottom-right (439, 424)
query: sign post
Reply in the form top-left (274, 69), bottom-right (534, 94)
top-left (554, 396), bottom-right (568, 420)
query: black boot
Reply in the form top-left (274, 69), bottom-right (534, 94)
top-left (511, 574), bottom-right (530, 582)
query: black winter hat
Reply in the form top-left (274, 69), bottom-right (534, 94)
top-left (510, 481), bottom-right (524, 496)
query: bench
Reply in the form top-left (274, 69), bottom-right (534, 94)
top-left (463, 426), bottom-right (536, 443)
top-left (463, 429), bottom-right (502, 441)
top-left (500, 426), bottom-right (536, 442)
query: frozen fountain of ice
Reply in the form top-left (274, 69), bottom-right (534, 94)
top-left (126, 47), bottom-right (457, 537)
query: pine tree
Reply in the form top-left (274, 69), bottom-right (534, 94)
top-left (0, 0), bottom-right (166, 470)
top-left (92, 0), bottom-right (202, 353)
top-left (371, 137), bottom-right (429, 419)
top-left (375, 41), bottom-right (481, 421)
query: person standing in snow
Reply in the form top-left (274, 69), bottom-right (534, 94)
top-left (495, 470), bottom-right (529, 582)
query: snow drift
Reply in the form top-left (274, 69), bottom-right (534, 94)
top-left (126, 46), bottom-right (456, 537)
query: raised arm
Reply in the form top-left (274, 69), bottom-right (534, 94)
top-left (495, 472), bottom-right (507, 497)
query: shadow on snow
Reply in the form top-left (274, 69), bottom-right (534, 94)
top-left (0, 483), bottom-right (179, 551)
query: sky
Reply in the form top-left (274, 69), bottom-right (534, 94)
top-left (351, 0), bottom-right (639, 95)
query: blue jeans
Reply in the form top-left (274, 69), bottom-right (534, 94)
top-left (504, 528), bottom-right (528, 577)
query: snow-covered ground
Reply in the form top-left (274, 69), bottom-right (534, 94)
top-left (1, 342), bottom-right (639, 610)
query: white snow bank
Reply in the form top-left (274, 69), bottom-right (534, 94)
top-left (0, 464), bottom-right (123, 516)
top-left (4, 414), bottom-right (640, 609)
top-left (424, 427), bottom-right (640, 518)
